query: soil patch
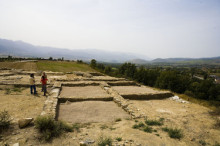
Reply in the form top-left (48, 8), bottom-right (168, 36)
top-left (59, 86), bottom-right (112, 101)
top-left (112, 86), bottom-right (173, 99)
top-left (0, 87), bottom-right (46, 122)
top-left (57, 101), bottom-right (130, 123)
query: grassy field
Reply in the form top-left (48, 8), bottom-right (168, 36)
top-left (0, 61), bottom-right (37, 71)
top-left (0, 60), bottom-right (95, 72)
top-left (36, 61), bottom-right (95, 72)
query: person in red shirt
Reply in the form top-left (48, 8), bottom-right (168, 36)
top-left (41, 76), bottom-right (48, 96)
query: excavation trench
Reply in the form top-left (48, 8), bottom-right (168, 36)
top-left (56, 86), bottom-right (130, 123)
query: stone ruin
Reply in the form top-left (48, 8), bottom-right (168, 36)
top-left (0, 68), bottom-right (174, 123)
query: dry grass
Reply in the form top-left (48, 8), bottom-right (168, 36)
top-left (0, 61), bottom-right (37, 71)
top-left (178, 94), bottom-right (220, 110)
top-left (36, 61), bottom-right (95, 72)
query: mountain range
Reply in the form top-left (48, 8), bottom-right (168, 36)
top-left (0, 38), bottom-right (149, 63)
top-left (0, 38), bottom-right (219, 64)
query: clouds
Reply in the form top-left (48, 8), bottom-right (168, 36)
top-left (0, 0), bottom-right (219, 58)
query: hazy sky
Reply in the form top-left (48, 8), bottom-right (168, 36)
top-left (0, 0), bottom-right (220, 59)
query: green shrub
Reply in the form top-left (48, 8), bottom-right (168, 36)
top-left (145, 119), bottom-right (163, 126)
top-left (34, 116), bottom-right (73, 141)
top-left (132, 124), bottom-right (139, 129)
top-left (199, 140), bottom-right (206, 146)
top-left (115, 118), bottom-right (121, 122)
top-left (12, 87), bottom-right (23, 92)
top-left (115, 137), bottom-right (122, 141)
top-left (4, 88), bottom-right (11, 94)
top-left (97, 136), bottom-right (112, 146)
top-left (162, 127), bottom-right (169, 132)
top-left (100, 124), bottom-right (108, 130)
top-left (72, 123), bottom-right (81, 132)
top-left (0, 110), bottom-right (11, 132)
top-left (162, 127), bottom-right (183, 139)
top-left (168, 128), bottom-right (183, 139)
top-left (138, 122), bottom-right (145, 127)
top-left (143, 126), bottom-right (153, 133)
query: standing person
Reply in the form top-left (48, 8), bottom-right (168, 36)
top-left (29, 73), bottom-right (37, 94)
top-left (41, 76), bottom-right (48, 96)
top-left (41, 72), bottom-right (47, 92)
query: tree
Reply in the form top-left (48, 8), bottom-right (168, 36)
top-left (104, 66), bottom-right (112, 74)
top-left (90, 59), bottom-right (97, 68)
top-left (49, 57), bottom-right (53, 60)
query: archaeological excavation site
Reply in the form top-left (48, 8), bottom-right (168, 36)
top-left (0, 66), bottom-right (220, 146)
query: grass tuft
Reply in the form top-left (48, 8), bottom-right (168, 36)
top-left (145, 119), bottom-right (163, 126)
top-left (162, 127), bottom-right (183, 139)
top-left (34, 116), bottom-right (73, 141)
top-left (0, 110), bottom-right (11, 132)
top-left (115, 118), bottom-right (122, 122)
top-left (100, 124), bottom-right (108, 130)
top-left (115, 137), bottom-right (122, 141)
top-left (97, 136), bottom-right (112, 146)
top-left (143, 126), bottom-right (153, 133)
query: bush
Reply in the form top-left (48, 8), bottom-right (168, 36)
top-left (115, 137), bottom-right (122, 141)
top-left (0, 110), bottom-right (11, 132)
top-left (132, 124), bottom-right (139, 129)
top-left (168, 128), bottom-right (183, 139)
top-left (115, 118), bottom-right (121, 122)
top-left (97, 136), bottom-right (112, 146)
top-left (162, 127), bottom-right (183, 139)
top-left (145, 119), bottom-right (163, 126)
top-left (4, 88), bottom-right (11, 94)
top-left (34, 116), bottom-right (73, 141)
top-left (199, 140), bottom-right (206, 146)
top-left (143, 126), bottom-right (153, 133)
top-left (138, 122), bottom-right (145, 127)
top-left (72, 123), bottom-right (81, 132)
top-left (132, 122), bottom-right (145, 129)
top-left (162, 127), bottom-right (169, 132)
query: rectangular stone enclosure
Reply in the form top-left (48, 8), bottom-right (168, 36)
top-left (59, 86), bottom-right (113, 102)
top-left (57, 101), bottom-right (130, 123)
top-left (112, 86), bottom-right (173, 100)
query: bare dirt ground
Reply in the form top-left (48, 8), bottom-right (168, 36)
top-left (0, 86), bottom-right (45, 121)
top-left (127, 99), bottom-right (220, 145)
top-left (112, 86), bottom-right (166, 95)
top-left (0, 86), bottom-right (47, 146)
top-left (59, 86), bottom-right (112, 100)
top-left (58, 101), bottom-right (130, 123)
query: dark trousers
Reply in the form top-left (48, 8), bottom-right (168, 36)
top-left (42, 84), bottom-right (47, 95)
top-left (30, 85), bottom-right (36, 94)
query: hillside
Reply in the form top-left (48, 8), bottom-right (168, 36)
top-left (0, 60), bottom-right (95, 72)
top-left (152, 57), bottom-right (220, 65)
top-left (0, 63), bottom-right (219, 146)
top-left (0, 38), bottom-right (149, 63)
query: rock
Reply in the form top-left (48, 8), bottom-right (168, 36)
top-left (18, 118), bottom-right (33, 128)
top-left (79, 141), bottom-right (87, 146)
top-left (85, 139), bottom-right (95, 144)
top-left (13, 143), bottom-right (19, 146)
top-left (65, 100), bottom-right (71, 105)
top-left (72, 137), bottom-right (76, 140)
